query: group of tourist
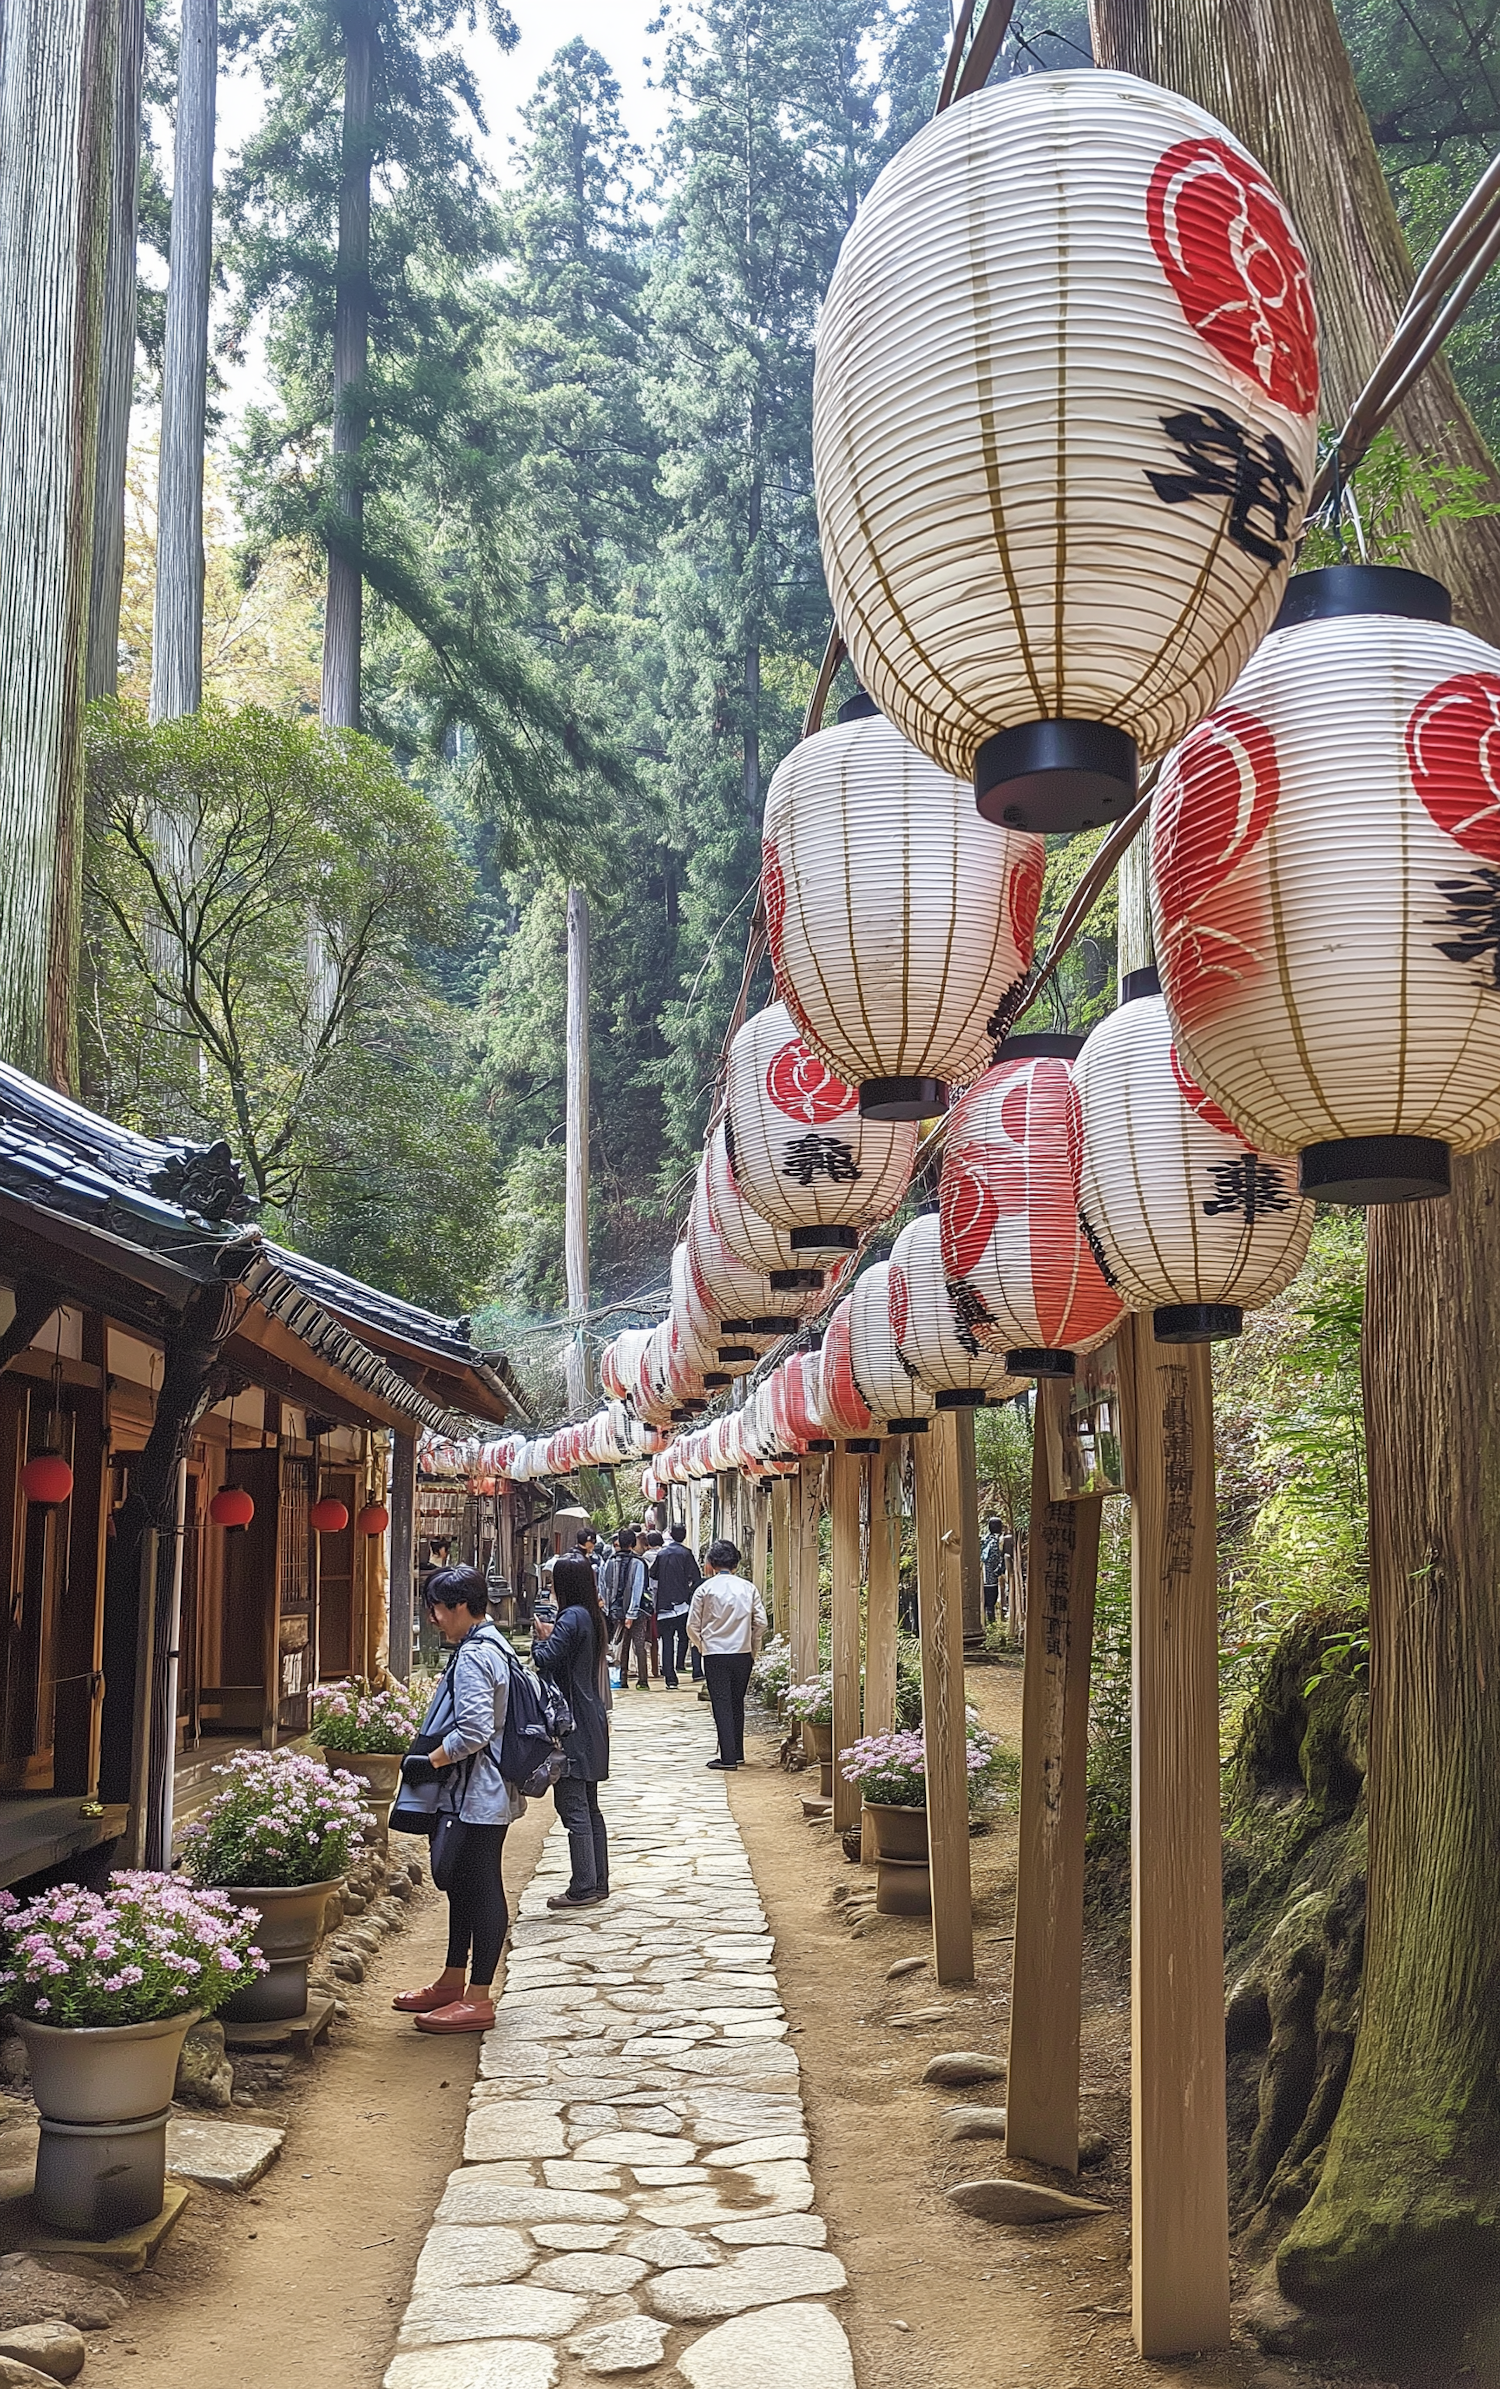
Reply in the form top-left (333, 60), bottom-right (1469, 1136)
top-left (392, 1515), bottom-right (766, 2034)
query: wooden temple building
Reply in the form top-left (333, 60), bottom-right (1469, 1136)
top-left (0, 1061), bottom-right (519, 1887)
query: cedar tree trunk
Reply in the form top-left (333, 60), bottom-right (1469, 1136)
top-left (321, 3), bottom-right (373, 731)
top-left (151, 0), bottom-right (217, 722)
top-left (0, 0), bottom-right (115, 1085)
top-left (1092, 0), bottom-right (1500, 2313)
top-left (87, 0), bottom-right (145, 703)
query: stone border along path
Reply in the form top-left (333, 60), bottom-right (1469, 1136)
top-left (384, 1696), bottom-right (857, 2389)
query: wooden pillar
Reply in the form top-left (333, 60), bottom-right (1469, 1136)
top-left (388, 1428), bottom-right (416, 1683)
top-left (1006, 1381), bottom-right (1102, 2172)
top-left (749, 1483), bottom-right (770, 1611)
top-left (862, 1439), bottom-right (902, 1862)
top-left (914, 1412), bottom-right (974, 1984)
top-left (829, 1449), bottom-right (862, 1833)
top-left (790, 1460), bottom-right (822, 1688)
top-left (563, 884), bottom-right (590, 1417)
top-left (955, 1405), bottom-right (985, 1650)
top-left (1122, 1313), bottom-right (1230, 2355)
top-left (769, 1476), bottom-right (791, 1639)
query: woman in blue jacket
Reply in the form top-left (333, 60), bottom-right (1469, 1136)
top-left (392, 1567), bottom-right (526, 2033)
top-left (534, 1557), bottom-right (611, 1908)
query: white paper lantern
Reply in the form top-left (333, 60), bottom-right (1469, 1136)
top-left (707, 1124), bottom-right (852, 1297)
top-left (813, 71), bottom-right (1319, 835)
top-left (818, 1296), bottom-right (882, 1446)
top-left (1152, 564), bottom-right (1500, 1202)
top-left (1073, 983), bottom-right (1311, 1339)
top-left (888, 1214), bottom-right (1028, 1408)
top-left (670, 1243), bottom-right (733, 1389)
top-left (848, 1261), bottom-right (936, 1431)
top-left (601, 1327), bottom-right (654, 1404)
top-left (762, 705), bottom-right (1046, 1117)
top-left (726, 1000), bottom-right (918, 1255)
top-left (940, 1036), bottom-right (1126, 1374)
top-left (685, 1155), bottom-right (806, 1342)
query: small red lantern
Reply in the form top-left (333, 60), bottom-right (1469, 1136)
top-left (356, 1501), bottom-right (389, 1537)
top-left (209, 1485), bottom-right (255, 1530)
top-left (310, 1497), bottom-right (350, 1534)
top-left (21, 1454), bottom-right (73, 1506)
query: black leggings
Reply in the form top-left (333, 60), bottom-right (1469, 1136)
top-left (444, 1822), bottom-right (510, 1984)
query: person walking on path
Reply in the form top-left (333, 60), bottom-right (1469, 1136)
top-left (534, 1557), bottom-right (612, 1908)
top-left (651, 1520), bottom-right (702, 1690)
top-left (687, 1538), bottom-right (766, 1771)
top-left (603, 1527), bottom-right (652, 1690)
top-left (392, 1567), bottom-right (525, 2034)
top-left (980, 1515), bottom-right (1005, 1628)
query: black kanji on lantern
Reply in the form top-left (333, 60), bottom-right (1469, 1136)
top-left (1077, 1206), bottom-right (1119, 1288)
top-left (1434, 869), bottom-right (1500, 985)
top-left (781, 1133), bottom-right (862, 1188)
top-left (946, 1275), bottom-right (993, 1359)
top-left (1147, 409), bottom-right (1305, 567)
top-left (1202, 1154), bottom-right (1292, 1222)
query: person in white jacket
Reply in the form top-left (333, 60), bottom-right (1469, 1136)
top-left (687, 1539), bottom-right (766, 1771)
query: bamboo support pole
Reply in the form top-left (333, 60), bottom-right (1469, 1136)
top-left (1005, 1382), bottom-right (1102, 2171)
top-left (749, 1482), bottom-right (770, 1611)
top-left (915, 1412), bottom-right (974, 1983)
top-left (830, 1449), bottom-right (862, 1833)
top-left (862, 1440), bottom-right (902, 1863)
top-left (1122, 1313), bottom-right (1231, 2356)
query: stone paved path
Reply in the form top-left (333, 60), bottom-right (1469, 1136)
top-left (384, 1695), bottom-right (856, 2388)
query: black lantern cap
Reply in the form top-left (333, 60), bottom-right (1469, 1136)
top-left (885, 1415), bottom-right (929, 1433)
top-left (1121, 964), bottom-right (1162, 1003)
top-left (843, 1437), bottom-right (881, 1453)
top-left (975, 719), bottom-right (1138, 836)
top-left (1154, 1303), bottom-right (1242, 1344)
top-left (717, 1344), bottom-right (755, 1364)
top-left (935, 1388), bottom-right (987, 1408)
top-left (1274, 565), bottom-right (1451, 631)
top-left (790, 1223), bottom-right (858, 1254)
top-left (1299, 1135), bottom-right (1451, 1205)
top-left (806, 1437), bottom-right (835, 1452)
top-left (769, 1267), bottom-right (824, 1291)
top-left (997, 1032), bottom-right (1084, 1060)
top-left (861, 1075), bottom-right (948, 1120)
top-left (750, 1314), bottom-right (793, 1335)
top-left (837, 688), bottom-right (879, 722)
top-left (703, 1372), bottom-right (732, 1389)
top-left (1007, 1347), bottom-right (1076, 1378)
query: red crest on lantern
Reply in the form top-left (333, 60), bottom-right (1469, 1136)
top-left (887, 1262), bottom-right (910, 1350)
top-left (764, 1038), bottom-right (854, 1125)
top-left (1170, 1046), bottom-right (1249, 1144)
top-left (1147, 137), bottom-right (1317, 415)
top-left (1154, 704), bottom-right (1279, 1029)
top-left (1406, 671), bottom-right (1500, 861)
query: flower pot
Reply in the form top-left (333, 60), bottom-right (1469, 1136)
top-left (215, 1879), bottom-right (342, 2022)
top-left (803, 1718), bottom-right (834, 1799)
top-left (18, 2010), bottom-right (201, 2237)
top-left (863, 1799), bottom-right (929, 1864)
top-left (318, 1749), bottom-right (402, 1845)
top-left (875, 1855), bottom-right (932, 1917)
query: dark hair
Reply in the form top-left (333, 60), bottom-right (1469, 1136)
top-left (578, 1528), bottom-right (597, 1546)
top-left (617, 1526), bottom-right (638, 1550)
top-left (669, 1521), bottom-right (687, 1542)
top-left (644, 1529), bottom-right (663, 1548)
top-left (552, 1557), bottom-right (606, 1658)
top-left (986, 1515), bottom-right (1004, 1529)
top-left (706, 1538), bottom-right (740, 1570)
top-left (423, 1565), bottom-right (488, 1617)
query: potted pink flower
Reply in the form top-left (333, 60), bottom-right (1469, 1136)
top-left (311, 1677), bottom-right (423, 1812)
top-left (180, 1748), bottom-right (365, 2022)
top-left (0, 1871), bottom-right (264, 2237)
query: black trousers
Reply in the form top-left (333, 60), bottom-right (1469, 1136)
top-left (704, 1651), bottom-right (754, 1764)
top-left (983, 1579), bottom-right (999, 1624)
top-left (554, 1775), bottom-right (609, 1897)
top-left (444, 1821), bottom-right (509, 1983)
top-left (657, 1613), bottom-right (691, 1685)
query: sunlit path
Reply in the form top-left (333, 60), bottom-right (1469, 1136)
top-left (385, 1698), bottom-right (855, 2387)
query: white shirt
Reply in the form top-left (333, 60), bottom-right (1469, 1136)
top-left (687, 1572), bottom-right (767, 1657)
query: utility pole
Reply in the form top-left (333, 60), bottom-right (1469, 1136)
top-left (564, 885), bottom-right (590, 1416)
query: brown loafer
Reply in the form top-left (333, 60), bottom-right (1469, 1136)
top-left (392, 1981), bottom-right (462, 2013)
top-left (413, 1997), bottom-right (496, 2034)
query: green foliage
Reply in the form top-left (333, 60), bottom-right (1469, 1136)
top-left (81, 699), bottom-right (498, 1309)
top-left (1300, 427), bottom-right (1500, 569)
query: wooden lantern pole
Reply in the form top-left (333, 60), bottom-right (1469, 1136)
top-left (770, 1475), bottom-right (792, 1639)
top-left (829, 1447), bottom-right (863, 1834)
top-left (1117, 833), bottom-right (1230, 2358)
top-left (791, 1456), bottom-right (823, 1689)
top-left (954, 1406), bottom-right (986, 1650)
top-left (749, 1480), bottom-right (770, 1614)
top-left (862, 1438), bottom-right (903, 1862)
top-left (914, 1410), bottom-right (974, 1983)
top-left (1005, 1379), bottom-right (1103, 2171)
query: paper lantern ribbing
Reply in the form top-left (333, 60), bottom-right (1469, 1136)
top-left (726, 1001), bottom-right (918, 1256)
top-left (1074, 983), bottom-right (1312, 1340)
top-left (687, 1156), bottom-right (809, 1340)
top-left (601, 1328), bottom-right (654, 1403)
top-left (818, 1297), bottom-right (881, 1446)
top-left (670, 1244), bottom-right (732, 1389)
top-left (813, 71), bottom-right (1318, 835)
top-left (888, 1215), bottom-right (1028, 1409)
top-left (762, 706), bottom-right (1046, 1117)
top-left (708, 1126), bottom-right (853, 1297)
top-left (941, 1036), bottom-right (1125, 1376)
top-left (1152, 564), bottom-right (1500, 1203)
top-left (848, 1261), bottom-right (936, 1431)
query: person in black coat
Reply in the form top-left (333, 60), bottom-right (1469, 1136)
top-left (533, 1557), bottom-right (612, 1909)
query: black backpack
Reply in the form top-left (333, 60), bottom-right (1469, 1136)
top-left (500, 1650), bottom-right (571, 1794)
